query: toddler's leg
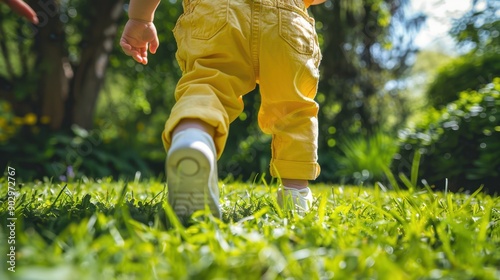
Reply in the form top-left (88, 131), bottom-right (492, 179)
top-left (278, 179), bottom-right (314, 214)
top-left (162, 0), bottom-right (255, 219)
top-left (257, 1), bottom-right (322, 213)
top-left (282, 179), bottom-right (308, 189)
top-left (166, 119), bottom-right (220, 219)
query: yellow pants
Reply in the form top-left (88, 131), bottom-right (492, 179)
top-left (162, 0), bottom-right (322, 180)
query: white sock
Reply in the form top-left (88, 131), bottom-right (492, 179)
top-left (283, 186), bottom-right (311, 195)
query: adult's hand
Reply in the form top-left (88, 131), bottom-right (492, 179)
top-left (1, 0), bottom-right (39, 24)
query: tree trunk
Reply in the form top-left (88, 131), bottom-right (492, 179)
top-left (70, 0), bottom-right (124, 130)
top-left (34, 0), bottom-right (70, 130)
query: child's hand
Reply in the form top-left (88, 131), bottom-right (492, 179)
top-left (1, 0), bottom-right (39, 24)
top-left (120, 19), bottom-right (159, 65)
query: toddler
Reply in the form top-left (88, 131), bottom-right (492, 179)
top-left (120, 0), bottom-right (325, 219)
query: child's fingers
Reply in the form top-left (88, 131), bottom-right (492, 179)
top-left (120, 39), bottom-right (142, 62)
top-left (135, 54), bottom-right (145, 64)
top-left (120, 40), bottom-right (144, 64)
top-left (119, 37), bottom-right (154, 64)
top-left (149, 37), bottom-right (159, 54)
top-left (140, 47), bottom-right (147, 57)
top-left (119, 39), bottom-right (133, 54)
top-left (139, 47), bottom-right (148, 65)
top-left (126, 49), bottom-right (143, 63)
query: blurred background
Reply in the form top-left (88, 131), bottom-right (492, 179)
top-left (0, 0), bottom-right (499, 193)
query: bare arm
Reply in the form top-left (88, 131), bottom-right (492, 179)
top-left (128, 0), bottom-right (161, 22)
top-left (119, 0), bottom-right (161, 64)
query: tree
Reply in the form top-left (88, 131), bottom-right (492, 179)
top-left (395, 78), bottom-right (500, 193)
top-left (394, 0), bottom-right (500, 193)
top-left (450, 0), bottom-right (500, 55)
top-left (425, 0), bottom-right (500, 108)
top-left (0, 0), bottom-right (124, 130)
top-left (426, 53), bottom-right (500, 107)
top-left (310, 0), bottom-right (425, 137)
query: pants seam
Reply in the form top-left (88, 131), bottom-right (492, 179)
top-left (251, 1), bottom-right (261, 80)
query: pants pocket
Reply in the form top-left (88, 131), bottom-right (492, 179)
top-left (186, 0), bottom-right (229, 40)
top-left (279, 8), bottom-right (316, 55)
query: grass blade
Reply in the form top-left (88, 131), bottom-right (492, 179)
top-left (45, 184), bottom-right (68, 214)
top-left (411, 150), bottom-right (421, 188)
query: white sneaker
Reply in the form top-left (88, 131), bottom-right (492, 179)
top-left (166, 128), bottom-right (221, 219)
top-left (277, 187), bottom-right (313, 214)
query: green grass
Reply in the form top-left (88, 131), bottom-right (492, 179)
top-left (0, 177), bottom-right (499, 280)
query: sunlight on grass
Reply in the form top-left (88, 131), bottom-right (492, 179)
top-left (0, 177), bottom-right (499, 279)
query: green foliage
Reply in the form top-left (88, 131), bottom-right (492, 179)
top-left (427, 0), bottom-right (500, 108)
top-left (312, 0), bottom-right (425, 137)
top-left (0, 125), bottom-right (152, 181)
top-left (450, 0), bottom-right (500, 55)
top-left (426, 53), bottom-right (500, 107)
top-left (410, 51), bottom-right (452, 76)
top-left (219, 130), bottom-right (271, 182)
top-left (96, 73), bottom-right (172, 164)
top-left (336, 132), bottom-right (399, 185)
top-left (218, 92), bottom-right (272, 181)
top-left (395, 78), bottom-right (500, 193)
top-left (0, 99), bottom-right (21, 142)
top-left (0, 178), bottom-right (499, 279)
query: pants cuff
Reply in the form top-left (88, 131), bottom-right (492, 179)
top-left (270, 159), bottom-right (320, 180)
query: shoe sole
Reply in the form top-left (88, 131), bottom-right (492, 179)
top-left (166, 147), bottom-right (220, 219)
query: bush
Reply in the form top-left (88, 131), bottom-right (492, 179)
top-left (394, 78), bottom-right (500, 193)
top-left (333, 132), bottom-right (398, 185)
top-left (0, 125), bottom-right (153, 181)
top-left (426, 53), bottom-right (500, 108)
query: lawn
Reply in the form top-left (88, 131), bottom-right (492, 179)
top-left (1, 176), bottom-right (499, 279)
